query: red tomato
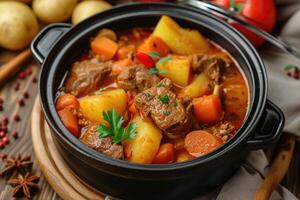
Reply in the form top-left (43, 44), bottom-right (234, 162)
top-left (213, 0), bottom-right (276, 47)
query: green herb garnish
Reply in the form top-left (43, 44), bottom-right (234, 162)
top-left (149, 67), bottom-right (168, 75)
top-left (156, 55), bottom-right (172, 66)
top-left (285, 64), bottom-right (295, 71)
top-left (149, 67), bottom-right (159, 74)
top-left (146, 92), bottom-right (152, 98)
top-left (159, 95), bottom-right (169, 104)
top-left (157, 83), bottom-right (166, 88)
top-left (95, 87), bottom-right (108, 95)
top-left (171, 102), bottom-right (178, 107)
top-left (163, 110), bottom-right (171, 116)
top-left (148, 51), bottom-right (160, 59)
top-left (97, 109), bottom-right (137, 144)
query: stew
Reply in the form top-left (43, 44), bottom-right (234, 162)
top-left (55, 16), bottom-right (249, 164)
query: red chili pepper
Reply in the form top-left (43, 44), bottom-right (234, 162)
top-left (136, 52), bottom-right (155, 69)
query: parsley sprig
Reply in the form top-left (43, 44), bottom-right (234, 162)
top-left (97, 109), bottom-right (137, 144)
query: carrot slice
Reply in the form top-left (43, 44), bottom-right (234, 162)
top-left (58, 108), bottom-right (80, 138)
top-left (184, 130), bottom-right (223, 157)
top-left (91, 36), bottom-right (119, 61)
top-left (193, 95), bottom-right (223, 124)
top-left (117, 45), bottom-right (135, 60)
top-left (112, 58), bottom-right (133, 75)
top-left (129, 103), bottom-right (138, 115)
top-left (56, 94), bottom-right (79, 111)
top-left (138, 35), bottom-right (170, 57)
top-left (152, 143), bottom-right (175, 164)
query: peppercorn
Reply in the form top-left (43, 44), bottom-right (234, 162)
top-left (0, 131), bottom-right (5, 138)
top-left (18, 99), bottom-right (25, 107)
top-left (2, 136), bottom-right (9, 145)
top-left (18, 71), bottom-right (26, 79)
top-left (0, 142), bottom-right (4, 149)
top-left (26, 67), bottom-right (33, 75)
top-left (14, 82), bottom-right (20, 91)
top-left (13, 114), bottom-right (20, 122)
top-left (12, 131), bottom-right (18, 139)
top-left (0, 153), bottom-right (7, 160)
top-left (2, 116), bottom-right (9, 125)
top-left (32, 77), bottom-right (38, 83)
top-left (23, 92), bottom-right (29, 99)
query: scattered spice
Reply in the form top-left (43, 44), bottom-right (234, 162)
top-left (14, 82), bottom-right (20, 91)
top-left (0, 153), bottom-right (7, 160)
top-left (23, 92), bottom-right (29, 99)
top-left (18, 71), bottom-right (26, 79)
top-left (32, 77), bottom-right (38, 83)
top-left (25, 67), bottom-right (32, 76)
top-left (8, 173), bottom-right (40, 199)
top-left (2, 136), bottom-right (9, 145)
top-left (0, 131), bottom-right (5, 138)
top-left (12, 131), bottom-right (18, 139)
top-left (13, 114), bottom-right (20, 122)
top-left (0, 105), bottom-right (3, 111)
top-left (0, 97), bottom-right (3, 104)
top-left (0, 142), bottom-right (4, 149)
top-left (0, 154), bottom-right (33, 179)
top-left (18, 99), bottom-right (25, 107)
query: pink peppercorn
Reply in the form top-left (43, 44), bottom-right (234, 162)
top-left (14, 114), bottom-right (20, 122)
top-left (12, 131), bottom-right (18, 139)
top-left (2, 136), bottom-right (9, 145)
top-left (23, 92), bottom-right (29, 99)
top-left (18, 71), bottom-right (26, 79)
top-left (0, 131), bottom-right (5, 138)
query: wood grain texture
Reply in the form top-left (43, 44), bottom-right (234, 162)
top-left (0, 48), bottom-right (300, 199)
top-left (0, 50), bottom-right (61, 200)
top-left (31, 98), bottom-right (104, 200)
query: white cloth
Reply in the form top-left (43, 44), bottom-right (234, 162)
top-left (198, 0), bottom-right (300, 199)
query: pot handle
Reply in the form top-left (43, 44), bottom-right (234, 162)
top-left (246, 100), bottom-right (285, 149)
top-left (31, 23), bottom-right (72, 64)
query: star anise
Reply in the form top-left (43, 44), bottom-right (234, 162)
top-left (0, 154), bottom-right (33, 179)
top-left (8, 173), bottom-right (40, 199)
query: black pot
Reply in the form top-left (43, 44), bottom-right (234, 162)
top-left (31, 3), bottom-right (284, 200)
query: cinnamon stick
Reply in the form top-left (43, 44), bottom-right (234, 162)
top-left (0, 48), bottom-right (32, 86)
top-left (253, 133), bottom-right (296, 200)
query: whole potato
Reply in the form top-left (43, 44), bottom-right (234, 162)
top-left (5, 0), bottom-right (32, 4)
top-left (33, 0), bottom-right (78, 23)
top-left (72, 0), bottom-right (112, 24)
top-left (0, 2), bottom-right (39, 50)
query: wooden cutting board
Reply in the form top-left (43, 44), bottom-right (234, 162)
top-left (31, 97), bottom-right (105, 200)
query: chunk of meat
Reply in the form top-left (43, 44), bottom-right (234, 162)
top-left (134, 78), bottom-right (191, 138)
top-left (208, 122), bottom-right (236, 142)
top-left (190, 54), bottom-right (227, 84)
top-left (80, 125), bottom-right (123, 159)
top-left (64, 58), bottom-right (112, 96)
top-left (117, 64), bottom-right (160, 92)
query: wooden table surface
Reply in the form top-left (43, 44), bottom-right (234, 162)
top-left (0, 49), bottom-right (299, 200)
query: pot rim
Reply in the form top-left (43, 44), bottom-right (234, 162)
top-left (38, 2), bottom-right (267, 172)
